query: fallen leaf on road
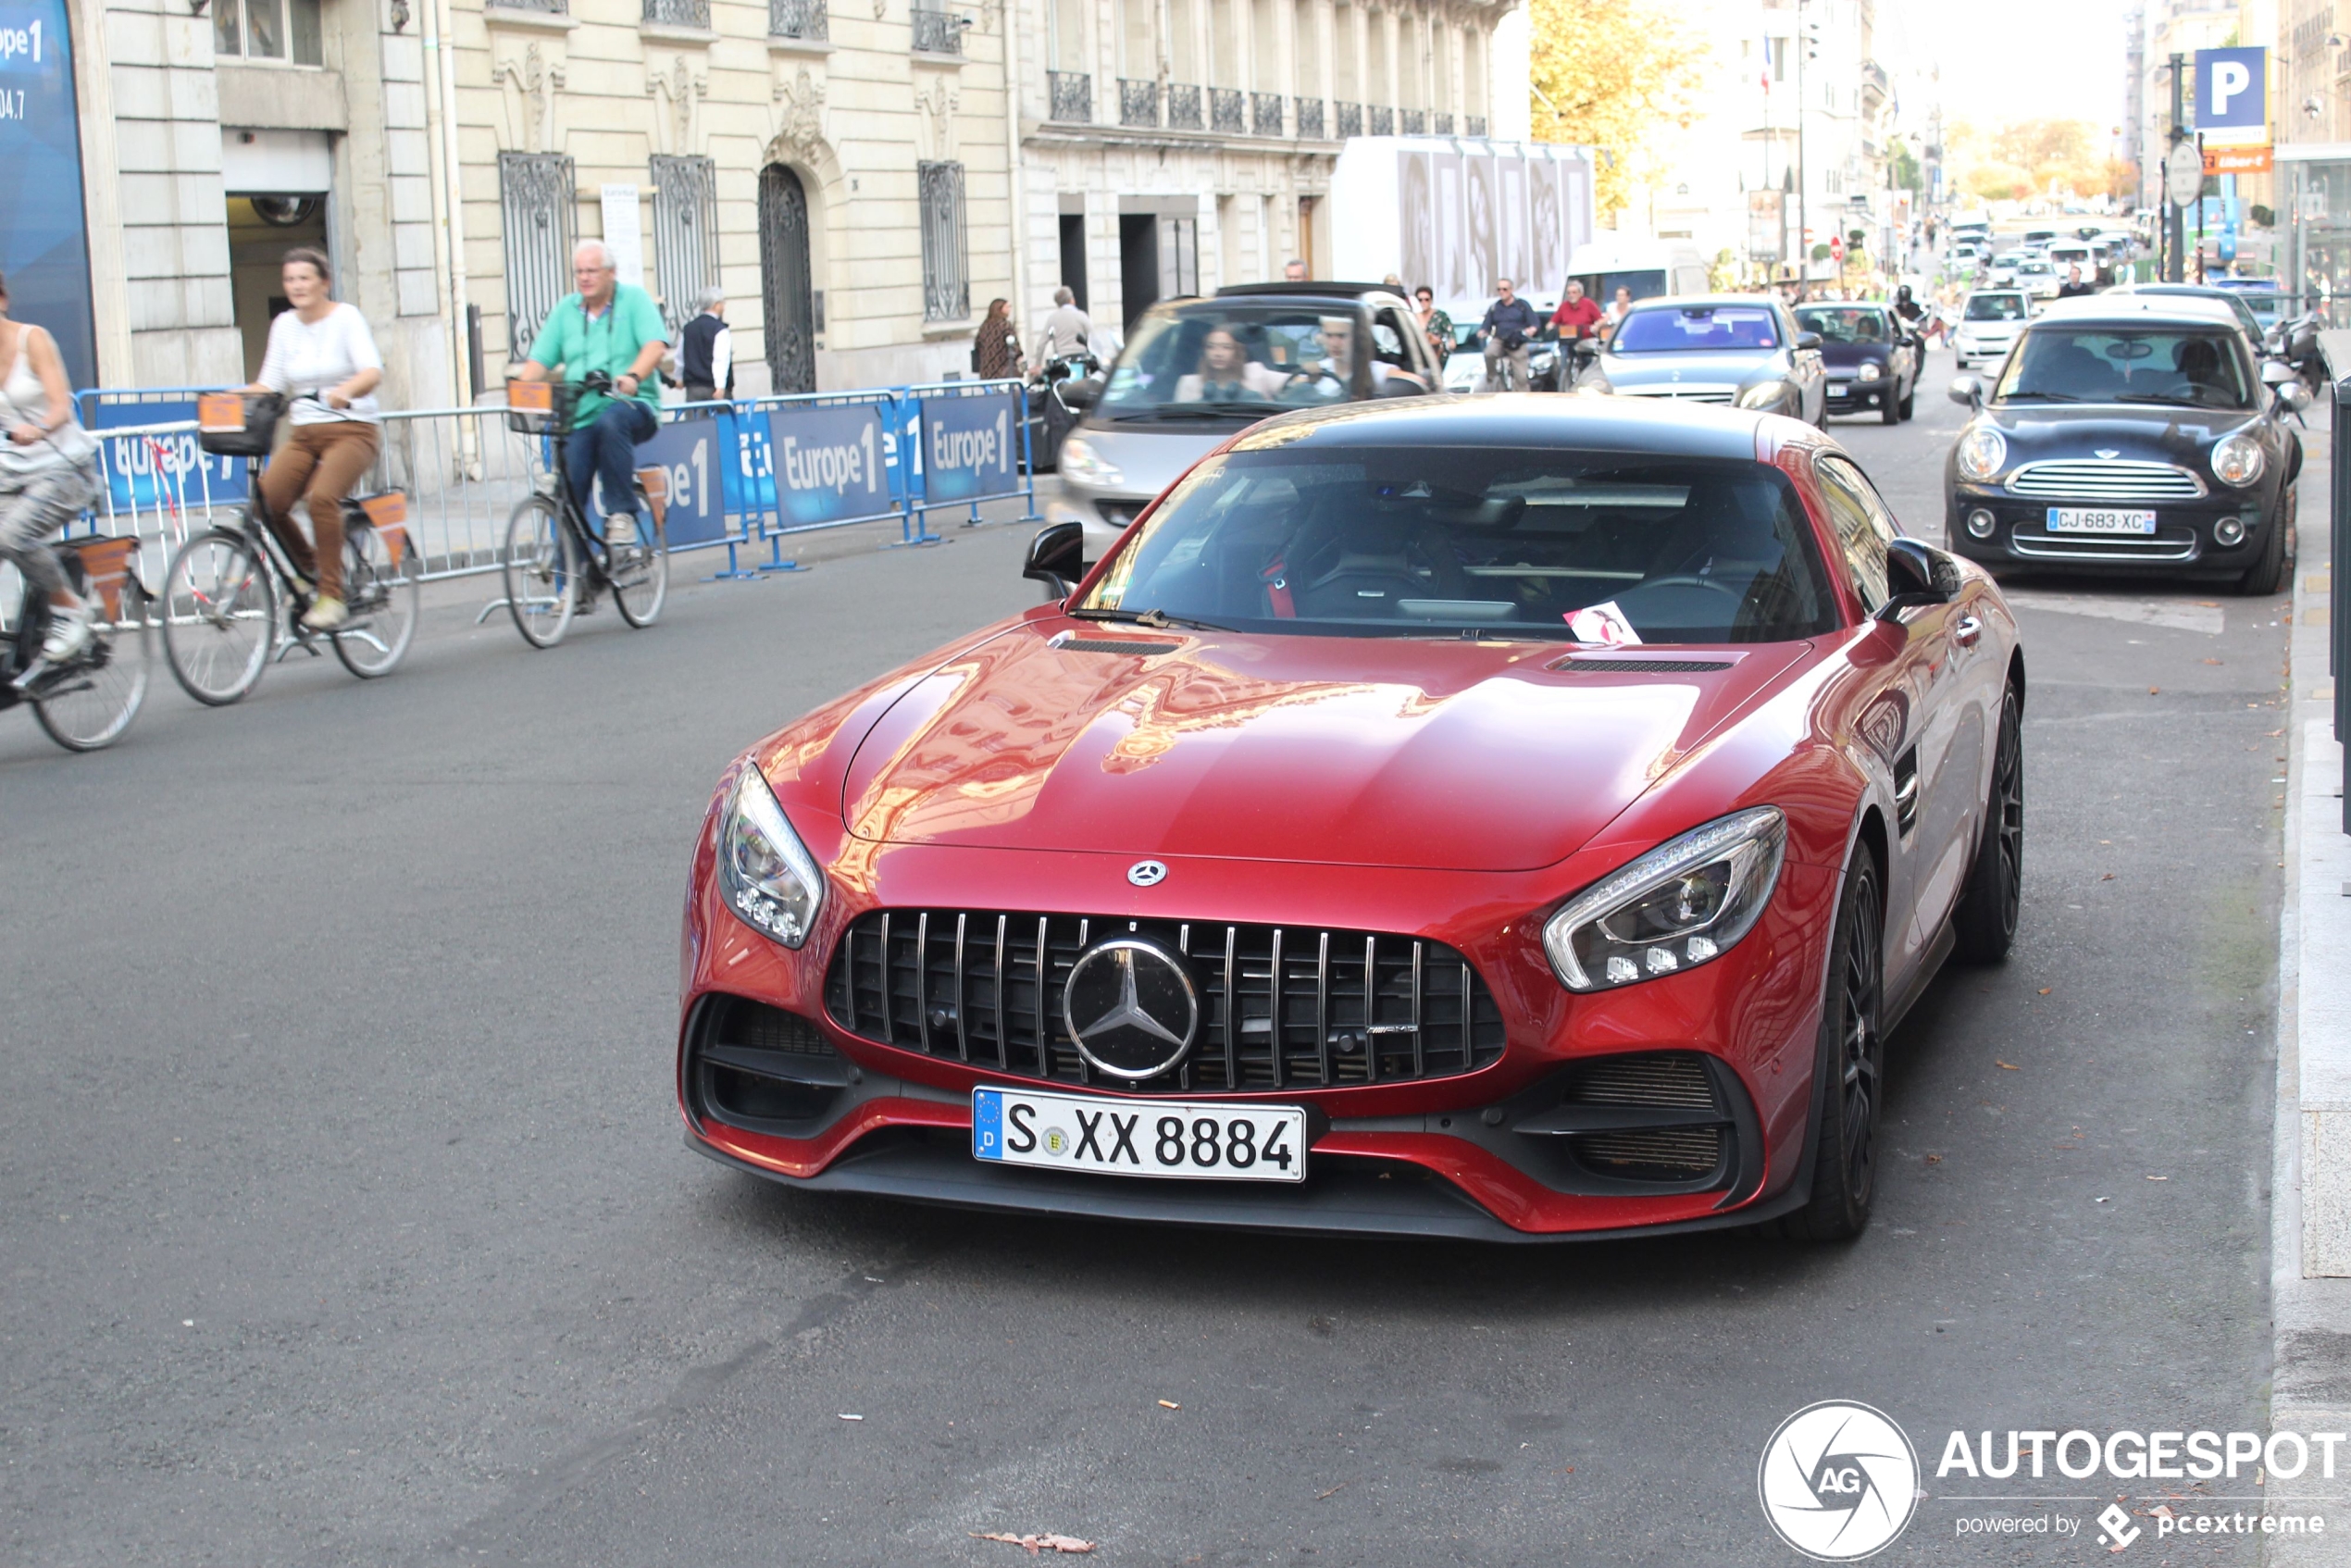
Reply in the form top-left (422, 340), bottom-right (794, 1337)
top-left (1996, 1061), bottom-right (2021, 1070)
top-left (971, 1532), bottom-right (1097, 1555)
top-left (2038, 988), bottom-right (2053, 996)
top-left (1925, 1153), bottom-right (1944, 1164)
top-left (2204, 658), bottom-right (2223, 666)
top-left (1157, 1400), bottom-right (1180, 1410)
top-left (1316, 1483), bottom-right (1350, 1500)
top-left (2149, 686), bottom-right (2160, 695)
top-left (2100, 873), bottom-right (2115, 880)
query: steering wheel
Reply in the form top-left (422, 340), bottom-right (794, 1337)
top-left (1636, 575), bottom-right (1746, 603)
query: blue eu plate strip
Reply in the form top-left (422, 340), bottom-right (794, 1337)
top-left (972, 1088), bottom-right (1003, 1161)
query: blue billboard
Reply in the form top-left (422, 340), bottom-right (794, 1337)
top-left (0, 0), bottom-right (95, 390)
top-left (919, 391), bottom-right (1021, 502)
top-left (579, 414), bottom-right (728, 546)
top-left (765, 403), bottom-right (893, 527)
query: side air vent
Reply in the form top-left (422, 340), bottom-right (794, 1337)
top-left (687, 995), bottom-right (851, 1134)
top-left (1551, 657), bottom-right (1736, 675)
top-left (1512, 1052), bottom-right (1743, 1189)
top-left (1053, 637), bottom-right (1184, 656)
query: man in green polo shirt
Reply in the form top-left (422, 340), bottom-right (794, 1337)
top-left (515, 239), bottom-right (668, 548)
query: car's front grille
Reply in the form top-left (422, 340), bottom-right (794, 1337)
top-left (824, 910), bottom-right (1506, 1093)
top-left (2007, 459), bottom-right (2205, 502)
top-left (1618, 387), bottom-right (1735, 404)
top-left (2006, 521), bottom-right (2200, 562)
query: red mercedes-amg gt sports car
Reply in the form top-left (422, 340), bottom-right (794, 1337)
top-left (678, 397), bottom-right (2024, 1242)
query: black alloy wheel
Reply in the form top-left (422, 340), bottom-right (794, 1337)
top-left (1775, 851), bottom-right (1886, 1241)
top-left (1951, 683), bottom-right (2025, 963)
top-left (2236, 487), bottom-right (2293, 597)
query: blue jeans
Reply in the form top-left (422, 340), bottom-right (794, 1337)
top-left (564, 398), bottom-right (659, 530)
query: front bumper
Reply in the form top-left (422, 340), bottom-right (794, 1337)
top-left (678, 842), bottom-right (1842, 1240)
top-left (1946, 481), bottom-right (2273, 576)
top-left (1825, 379), bottom-right (1892, 416)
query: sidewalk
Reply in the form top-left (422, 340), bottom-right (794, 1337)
top-left (2269, 413), bottom-right (2351, 1564)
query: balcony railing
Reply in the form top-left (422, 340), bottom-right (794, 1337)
top-left (642, 0), bottom-right (708, 22)
top-left (1049, 70), bottom-right (1092, 122)
top-left (1368, 105), bottom-right (1394, 136)
top-left (1166, 82), bottom-right (1202, 130)
top-left (768, 0), bottom-right (826, 38)
top-left (1210, 87), bottom-right (1245, 133)
top-left (1465, 114), bottom-right (1486, 137)
top-left (1119, 77), bottom-right (1159, 128)
top-left (1399, 107), bottom-right (1426, 134)
top-left (487, 0), bottom-right (567, 12)
top-left (1251, 91), bottom-right (1284, 136)
top-left (1432, 111), bottom-right (1453, 134)
top-left (1335, 100), bottom-right (1362, 138)
top-left (910, 4), bottom-right (962, 52)
top-left (1294, 97), bottom-right (1325, 139)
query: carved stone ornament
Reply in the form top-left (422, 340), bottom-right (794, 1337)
top-left (915, 78), bottom-right (960, 161)
top-left (773, 65), bottom-right (828, 157)
top-left (492, 41), bottom-right (566, 154)
top-left (646, 54), bottom-right (707, 153)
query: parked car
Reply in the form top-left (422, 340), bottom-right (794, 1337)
top-left (2204, 277), bottom-right (2291, 336)
top-left (1952, 290), bottom-right (2031, 370)
top-left (1793, 301), bottom-right (1921, 423)
top-left (678, 395), bottom-right (2024, 1242)
top-left (2103, 280), bottom-right (2268, 349)
top-left (1046, 282), bottom-right (1444, 561)
top-left (1585, 295), bottom-right (1826, 424)
top-left (1945, 293), bottom-right (2309, 593)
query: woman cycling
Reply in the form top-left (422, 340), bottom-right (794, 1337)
top-left (0, 269), bottom-right (104, 663)
top-left (243, 247), bottom-right (384, 631)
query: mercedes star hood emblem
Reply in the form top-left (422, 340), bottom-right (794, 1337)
top-left (1063, 937), bottom-right (1200, 1080)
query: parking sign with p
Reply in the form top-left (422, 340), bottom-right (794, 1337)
top-left (2196, 46), bottom-right (2267, 147)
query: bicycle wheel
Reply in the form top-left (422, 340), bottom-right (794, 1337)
top-left (34, 577), bottom-right (154, 752)
top-left (162, 528), bottom-right (277, 705)
top-left (333, 523), bottom-right (419, 678)
top-left (503, 495), bottom-right (577, 649)
top-left (609, 511), bottom-right (668, 628)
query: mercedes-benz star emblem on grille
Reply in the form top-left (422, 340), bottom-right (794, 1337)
top-left (1126, 860), bottom-right (1168, 887)
top-left (1063, 938), bottom-right (1200, 1079)
top-left (2095, 449), bottom-right (2120, 459)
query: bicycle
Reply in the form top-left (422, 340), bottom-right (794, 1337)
top-left (159, 391), bottom-right (418, 705)
top-left (499, 374), bottom-right (669, 649)
top-left (0, 532), bottom-right (152, 751)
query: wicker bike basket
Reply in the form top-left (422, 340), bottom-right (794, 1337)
top-left (196, 392), bottom-right (288, 457)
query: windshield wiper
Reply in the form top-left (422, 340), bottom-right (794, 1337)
top-left (1108, 401), bottom-right (1278, 421)
top-left (1070, 606), bottom-right (1236, 632)
top-left (1998, 391), bottom-right (2085, 402)
top-left (2112, 392), bottom-right (2240, 408)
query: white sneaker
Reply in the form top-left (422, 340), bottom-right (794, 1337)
top-left (605, 512), bottom-right (638, 551)
top-left (300, 595), bottom-right (347, 632)
top-left (39, 603), bottom-right (93, 663)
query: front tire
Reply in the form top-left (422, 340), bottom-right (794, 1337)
top-left (1950, 682), bottom-right (2024, 964)
top-left (1775, 850), bottom-right (1886, 1242)
top-left (503, 495), bottom-right (577, 649)
top-left (608, 511), bottom-right (668, 628)
top-left (2236, 495), bottom-right (2292, 596)
top-left (1880, 386), bottom-right (1901, 425)
top-left (161, 528), bottom-right (276, 706)
top-left (34, 576), bottom-right (153, 752)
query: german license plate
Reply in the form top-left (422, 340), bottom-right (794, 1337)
top-left (1828, 381), bottom-right (1850, 396)
top-left (971, 1087), bottom-right (1306, 1183)
top-left (2046, 507), bottom-right (2157, 535)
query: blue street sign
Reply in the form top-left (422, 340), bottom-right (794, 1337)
top-left (765, 402), bottom-right (892, 527)
top-left (2196, 47), bottom-right (2267, 142)
top-left (919, 391), bottom-right (1021, 502)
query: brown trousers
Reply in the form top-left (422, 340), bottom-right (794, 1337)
top-left (258, 419), bottom-right (380, 600)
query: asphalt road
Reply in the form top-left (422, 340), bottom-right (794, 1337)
top-left (0, 359), bottom-right (2295, 1565)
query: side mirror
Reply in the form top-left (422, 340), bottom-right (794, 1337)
top-left (1023, 520), bottom-right (1087, 598)
top-left (1947, 374), bottom-right (1983, 408)
top-left (2262, 358), bottom-right (2298, 387)
top-left (1796, 331), bottom-right (1823, 352)
top-left (1059, 377), bottom-right (1101, 411)
top-left (1876, 538), bottom-right (1961, 621)
top-left (2280, 380), bottom-right (2314, 410)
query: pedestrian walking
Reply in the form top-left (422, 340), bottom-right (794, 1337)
top-left (0, 269), bottom-right (102, 662)
top-left (1477, 278), bottom-right (1540, 392)
top-left (972, 298), bottom-right (1021, 380)
top-left (678, 288), bottom-right (733, 404)
top-left (1413, 287), bottom-right (1454, 364)
top-left (2057, 265), bottom-right (2097, 300)
top-left (245, 246), bottom-right (384, 631)
top-left (1033, 286), bottom-right (1093, 372)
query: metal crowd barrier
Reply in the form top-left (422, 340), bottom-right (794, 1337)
top-left (64, 379), bottom-right (1044, 597)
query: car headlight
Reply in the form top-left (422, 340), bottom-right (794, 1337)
top-left (1058, 435), bottom-right (1123, 488)
top-left (1858, 362), bottom-right (1884, 381)
top-left (1954, 424), bottom-right (2009, 482)
top-left (2211, 429), bottom-right (2265, 488)
top-left (1736, 382), bottom-right (1785, 410)
top-left (1542, 807), bottom-right (1787, 991)
top-left (717, 762), bottom-right (826, 948)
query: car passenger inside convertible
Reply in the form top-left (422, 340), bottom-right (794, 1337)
top-left (1081, 448), bottom-right (1841, 644)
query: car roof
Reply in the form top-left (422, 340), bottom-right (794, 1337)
top-left (1794, 299), bottom-right (1893, 314)
top-left (1620, 293), bottom-right (1782, 313)
top-left (1966, 288), bottom-right (2028, 299)
top-left (2034, 293), bottom-right (2243, 328)
top-left (1215, 281), bottom-right (1402, 305)
top-left (1218, 392), bottom-right (1773, 462)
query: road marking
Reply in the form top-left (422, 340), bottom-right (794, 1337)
top-left (2001, 591), bottom-right (2223, 636)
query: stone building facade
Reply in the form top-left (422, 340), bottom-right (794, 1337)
top-left (61, 0), bottom-right (1519, 405)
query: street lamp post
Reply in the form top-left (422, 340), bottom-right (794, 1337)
top-left (2167, 51), bottom-right (2187, 283)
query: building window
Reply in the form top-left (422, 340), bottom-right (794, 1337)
top-left (215, 0), bottom-right (324, 64)
top-left (649, 155), bottom-right (719, 334)
top-left (500, 151), bottom-right (578, 357)
top-left (912, 0), bottom-right (964, 54)
top-left (917, 160), bottom-right (969, 323)
top-left (769, 0), bottom-right (827, 37)
top-left (643, 0), bottom-right (711, 24)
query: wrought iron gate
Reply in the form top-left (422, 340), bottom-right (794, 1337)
top-left (758, 163), bottom-right (816, 394)
top-left (916, 160), bottom-right (968, 323)
top-left (649, 153), bottom-right (718, 334)
top-left (498, 151), bottom-right (577, 358)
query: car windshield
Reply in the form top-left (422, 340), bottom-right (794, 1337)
top-left (1095, 304), bottom-right (1370, 420)
top-left (1076, 446), bottom-right (1841, 644)
top-left (1966, 294), bottom-right (2028, 321)
top-left (1994, 328), bottom-right (2253, 409)
top-left (1794, 306), bottom-right (1893, 343)
top-left (1611, 305), bottom-right (1780, 353)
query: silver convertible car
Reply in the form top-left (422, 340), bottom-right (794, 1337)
top-left (1583, 295), bottom-right (1828, 426)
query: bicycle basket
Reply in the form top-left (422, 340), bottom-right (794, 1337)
top-left (197, 391), bottom-right (286, 456)
top-left (68, 535), bottom-right (141, 620)
top-left (504, 379), bottom-right (575, 435)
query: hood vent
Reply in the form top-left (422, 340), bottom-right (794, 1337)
top-left (1052, 636), bottom-right (1185, 656)
top-left (1550, 656), bottom-right (1735, 674)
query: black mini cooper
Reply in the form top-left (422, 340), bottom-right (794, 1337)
top-left (1944, 294), bottom-right (2310, 593)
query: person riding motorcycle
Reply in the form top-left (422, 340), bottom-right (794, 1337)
top-left (514, 240), bottom-right (668, 552)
